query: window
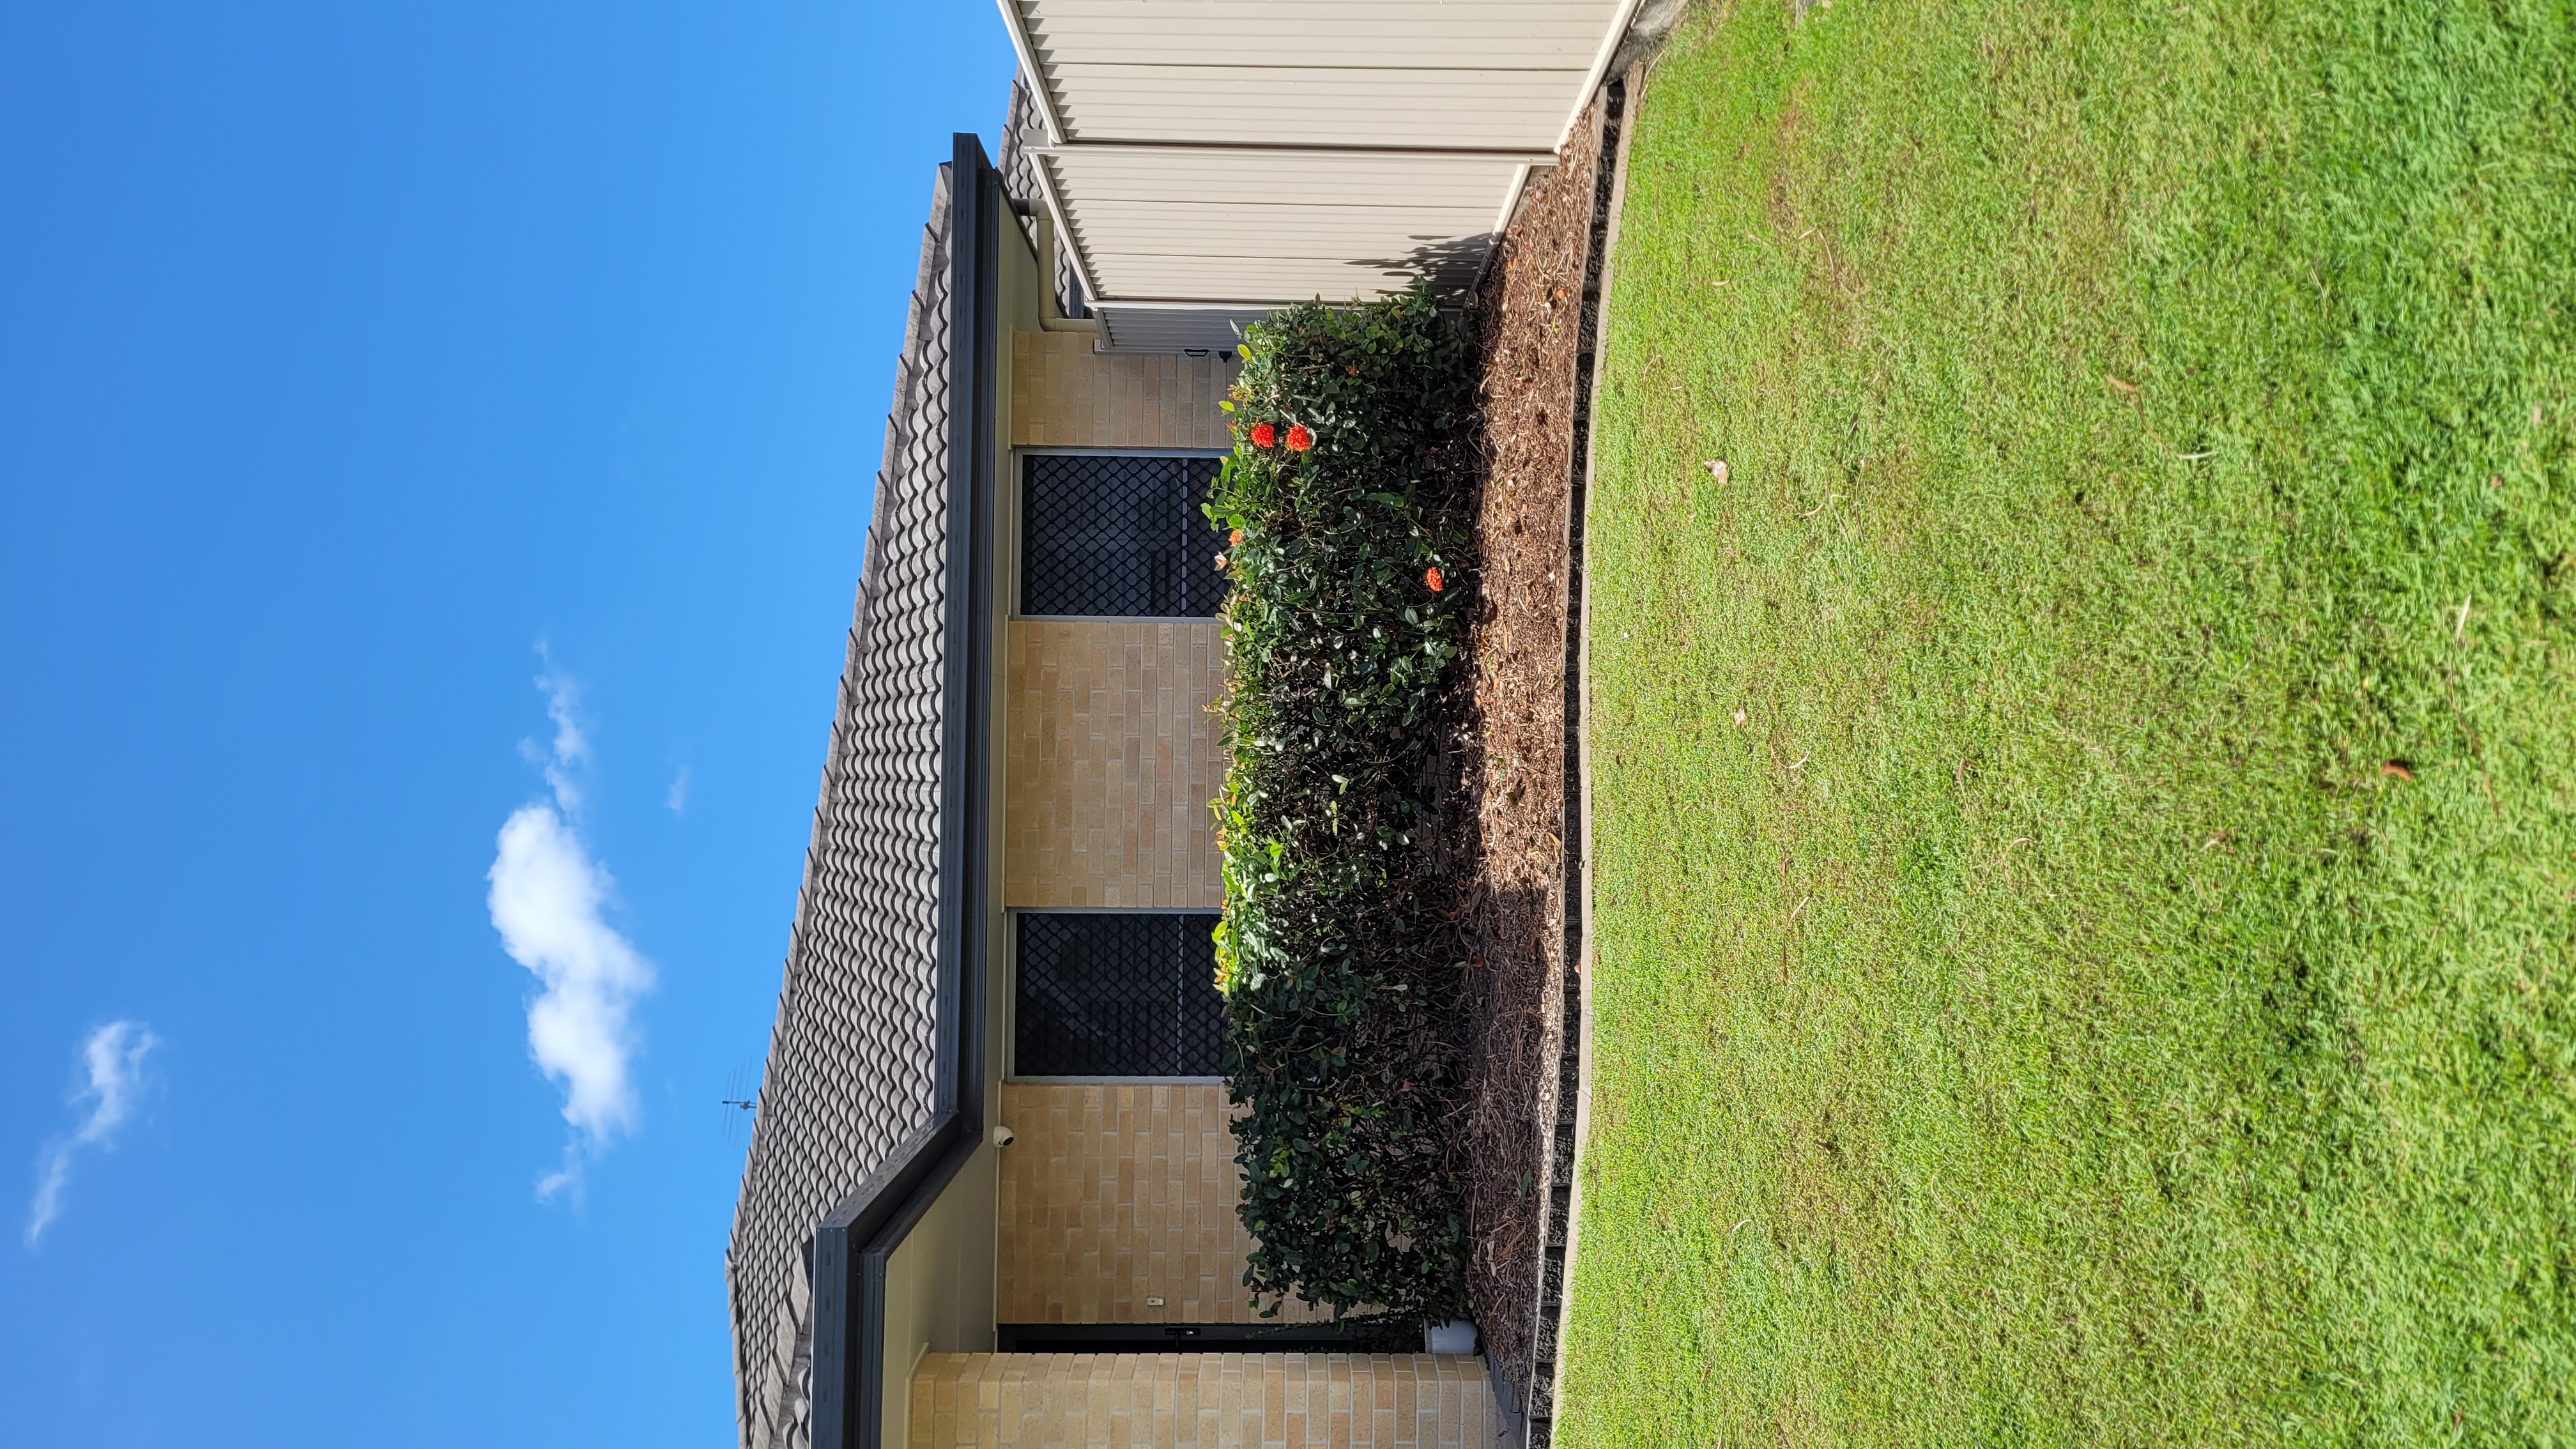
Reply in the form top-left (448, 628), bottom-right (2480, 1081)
top-left (1013, 912), bottom-right (1224, 1077)
top-left (1020, 453), bottom-right (1227, 617)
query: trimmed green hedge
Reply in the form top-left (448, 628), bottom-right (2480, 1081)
top-left (1205, 282), bottom-right (1477, 1326)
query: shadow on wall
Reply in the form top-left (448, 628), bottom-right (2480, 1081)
top-left (1351, 233), bottom-right (1505, 307)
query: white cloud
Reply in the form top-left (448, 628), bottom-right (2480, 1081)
top-left (664, 766), bottom-right (691, 816)
top-left (24, 1020), bottom-right (157, 1248)
top-left (489, 654), bottom-right (654, 1201)
top-left (526, 647), bottom-right (590, 814)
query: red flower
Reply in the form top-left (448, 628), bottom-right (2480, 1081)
top-left (1425, 567), bottom-right (1445, 593)
top-left (1250, 422), bottom-right (1276, 448)
top-left (1229, 528), bottom-right (1243, 547)
top-left (1285, 424), bottom-right (1313, 452)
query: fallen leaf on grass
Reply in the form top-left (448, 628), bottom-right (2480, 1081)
top-left (2380, 760), bottom-right (2416, 782)
top-left (1733, 707), bottom-right (1747, 726)
top-left (1703, 459), bottom-right (1729, 484)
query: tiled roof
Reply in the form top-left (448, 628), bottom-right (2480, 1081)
top-left (726, 160), bottom-right (957, 1449)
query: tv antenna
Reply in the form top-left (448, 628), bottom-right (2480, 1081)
top-left (721, 1062), bottom-right (762, 1149)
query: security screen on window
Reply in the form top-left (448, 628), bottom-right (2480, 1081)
top-left (1013, 912), bottom-right (1223, 1077)
top-left (1020, 453), bottom-right (1226, 617)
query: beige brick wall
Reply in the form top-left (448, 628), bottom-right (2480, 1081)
top-left (997, 1084), bottom-right (1330, 1326)
top-left (1009, 332), bottom-right (1238, 449)
top-left (1004, 620), bottom-right (1225, 910)
top-left (908, 1353), bottom-right (1494, 1448)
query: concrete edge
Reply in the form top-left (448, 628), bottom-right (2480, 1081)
top-left (1547, 52), bottom-right (1653, 1433)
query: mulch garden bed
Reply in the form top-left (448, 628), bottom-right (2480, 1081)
top-left (1430, 97), bottom-right (1611, 1402)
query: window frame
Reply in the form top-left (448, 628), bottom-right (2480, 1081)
top-left (1000, 906), bottom-right (1227, 1084)
top-left (1009, 446), bottom-right (1232, 624)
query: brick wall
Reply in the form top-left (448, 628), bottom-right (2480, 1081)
top-left (1009, 332), bottom-right (1237, 449)
top-left (1003, 620), bottom-right (1225, 910)
top-left (908, 1353), bottom-right (1493, 1448)
top-left (996, 1084), bottom-right (1328, 1325)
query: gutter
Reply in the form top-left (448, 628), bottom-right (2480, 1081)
top-left (808, 131), bottom-right (1000, 1449)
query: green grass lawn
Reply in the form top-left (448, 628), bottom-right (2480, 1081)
top-left (1566, 1), bottom-right (2575, 1443)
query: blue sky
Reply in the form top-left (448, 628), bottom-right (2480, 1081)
top-left (0, 3), bottom-right (1012, 1443)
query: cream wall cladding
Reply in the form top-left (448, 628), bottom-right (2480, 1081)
top-left (1009, 332), bottom-right (1237, 448)
top-left (907, 1352), bottom-right (1494, 1449)
top-left (997, 1084), bottom-right (1329, 1326)
top-left (1004, 620), bottom-right (1225, 910)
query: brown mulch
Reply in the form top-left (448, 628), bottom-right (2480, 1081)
top-left (1431, 101), bottom-right (1607, 1399)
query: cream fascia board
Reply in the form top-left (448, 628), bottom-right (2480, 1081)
top-left (1032, 141), bottom-right (1561, 165)
top-left (1030, 159), bottom-right (1107, 317)
top-left (1094, 298), bottom-right (1308, 311)
top-left (992, 1), bottom-right (1066, 139)
top-left (1557, 0), bottom-right (1647, 151)
top-left (991, 4), bottom-right (1105, 309)
top-left (1490, 162), bottom-right (1535, 239)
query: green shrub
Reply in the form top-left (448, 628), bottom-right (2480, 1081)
top-left (1204, 281), bottom-right (1478, 1326)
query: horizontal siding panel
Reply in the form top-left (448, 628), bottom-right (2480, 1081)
top-left (1011, 0), bottom-right (1623, 322)
top-left (1087, 254), bottom-right (1487, 300)
top-left (1050, 65), bottom-right (1581, 148)
top-left (1067, 204), bottom-right (1498, 244)
top-left (1028, 0), bottom-right (1614, 13)
top-left (1094, 307), bottom-right (1273, 353)
top-left (1026, 0), bottom-right (1616, 19)
top-left (1055, 110), bottom-right (1565, 150)
top-left (1089, 249), bottom-right (1485, 277)
top-left (1042, 153), bottom-right (1524, 208)
top-left (1048, 61), bottom-right (1586, 95)
top-left (1047, 148), bottom-right (1522, 303)
top-left (1068, 212), bottom-right (1492, 259)
top-left (1052, 173), bottom-right (1517, 209)
top-left (1023, 0), bottom-right (1618, 33)
top-left (1027, 22), bottom-right (1605, 68)
top-left (1080, 229), bottom-right (1489, 262)
top-left (1032, 36), bottom-right (1602, 67)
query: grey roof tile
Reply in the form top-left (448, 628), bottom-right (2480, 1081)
top-left (1000, 75), bottom-right (1089, 326)
top-left (726, 160), bottom-right (956, 1449)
